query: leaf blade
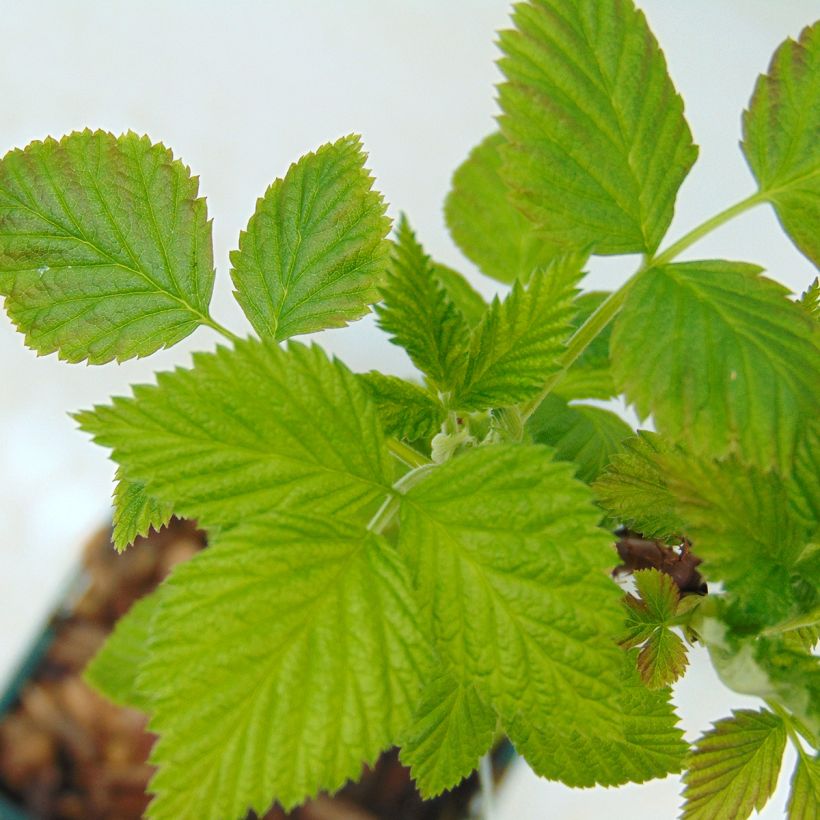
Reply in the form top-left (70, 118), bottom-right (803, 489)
top-left (112, 470), bottom-right (174, 552)
top-left (0, 130), bottom-right (215, 363)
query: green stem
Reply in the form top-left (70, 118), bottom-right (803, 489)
top-left (650, 191), bottom-right (766, 267)
top-left (202, 314), bottom-right (242, 344)
top-left (387, 437), bottom-right (431, 468)
top-left (519, 190), bottom-right (767, 424)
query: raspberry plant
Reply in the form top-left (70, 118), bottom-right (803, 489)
top-left (1, 2), bottom-right (818, 818)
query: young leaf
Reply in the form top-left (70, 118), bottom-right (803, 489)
top-left (593, 431), bottom-right (685, 542)
top-left (399, 666), bottom-right (496, 798)
top-left (636, 628), bottom-right (689, 691)
top-left (112, 470), bottom-right (174, 552)
top-left (376, 217), bottom-right (470, 393)
top-left (85, 589), bottom-right (162, 712)
top-left (230, 135), bottom-right (390, 340)
top-left (454, 252), bottom-right (582, 410)
top-left (800, 278), bottom-right (820, 321)
top-left (665, 454), bottom-right (813, 628)
top-left (527, 393), bottom-right (633, 483)
top-left (611, 260), bottom-right (820, 472)
top-left (75, 339), bottom-right (393, 530)
top-left (400, 444), bottom-right (686, 787)
top-left (0, 130), bottom-right (215, 363)
top-left (498, 0), bottom-right (697, 255)
top-left (444, 132), bottom-right (559, 283)
top-left (358, 372), bottom-right (445, 441)
top-left (742, 23), bottom-right (820, 266)
top-left (141, 512), bottom-right (431, 819)
top-left (681, 709), bottom-right (786, 820)
top-left (787, 752), bottom-right (820, 819)
top-left (431, 262), bottom-right (486, 326)
top-left (555, 291), bottom-right (618, 401)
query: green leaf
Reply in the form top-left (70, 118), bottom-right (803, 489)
top-left (742, 23), bottom-right (820, 266)
top-left (527, 393), bottom-right (632, 483)
top-left (358, 372), bottom-right (445, 441)
top-left (141, 512), bottom-right (431, 818)
top-left (611, 260), bottom-right (820, 472)
top-left (681, 709), bottom-right (786, 820)
top-left (85, 589), bottom-right (162, 712)
top-left (377, 217), bottom-right (471, 393)
top-left (75, 339), bottom-right (393, 530)
top-left (593, 431), bottom-right (685, 541)
top-left (665, 454), bottom-right (814, 628)
top-left (555, 291), bottom-right (618, 401)
top-left (800, 278), bottom-right (820, 320)
top-left (791, 423), bottom-right (820, 531)
top-left (400, 444), bottom-right (686, 787)
top-left (112, 470), bottom-right (174, 552)
top-left (788, 753), bottom-right (820, 820)
top-left (399, 666), bottom-right (496, 798)
top-left (621, 570), bottom-right (688, 689)
top-left (431, 262), bottom-right (486, 326)
top-left (444, 132), bottom-right (559, 283)
top-left (229, 135), bottom-right (390, 340)
top-left (454, 252), bottom-right (582, 410)
top-left (0, 130), bottom-right (215, 363)
top-left (498, 0), bottom-right (697, 255)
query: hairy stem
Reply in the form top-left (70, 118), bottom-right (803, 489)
top-left (519, 190), bottom-right (766, 425)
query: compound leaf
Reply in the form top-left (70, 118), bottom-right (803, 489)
top-left (400, 444), bottom-right (685, 787)
top-left (527, 393), bottom-right (632, 483)
top-left (75, 339), bottom-right (393, 530)
top-left (399, 666), bottom-right (496, 798)
top-left (593, 431), bottom-right (685, 542)
top-left (498, 0), bottom-right (697, 255)
top-left (742, 23), bottom-right (820, 266)
top-left (230, 135), bottom-right (390, 340)
top-left (787, 752), bottom-right (820, 819)
top-left (665, 454), bottom-right (814, 628)
top-left (681, 709), bottom-right (786, 820)
top-left (85, 589), bottom-right (162, 713)
top-left (0, 130), bottom-right (215, 363)
top-left (611, 260), bottom-right (820, 472)
top-left (141, 513), bottom-right (430, 819)
top-left (358, 372), bottom-right (445, 441)
top-left (444, 132), bottom-right (560, 283)
top-left (112, 470), bottom-right (174, 552)
top-left (454, 252), bottom-right (582, 410)
top-left (636, 628), bottom-right (689, 691)
top-left (377, 218), bottom-right (470, 393)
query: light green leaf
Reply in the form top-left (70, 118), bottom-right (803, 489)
top-left (682, 709), bottom-right (786, 820)
top-left (742, 23), bottom-right (820, 266)
top-left (788, 753), bottom-right (820, 820)
top-left (636, 627), bottom-right (689, 691)
top-left (377, 217), bottom-right (471, 393)
top-left (444, 132), bottom-right (560, 283)
top-left (358, 372), bottom-right (445, 441)
top-left (75, 339), bottom-right (393, 530)
top-left (593, 431), bottom-right (685, 541)
top-left (399, 666), bottom-right (496, 798)
top-left (400, 444), bottom-right (686, 786)
top-left (85, 589), bottom-right (162, 712)
top-left (432, 262), bottom-right (486, 326)
top-left (498, 0), bottom-right (697, 255)
top-left (229, 135), bottom-right (390, 340)
top-left (112, 470), bottom-right (174, 552)
top-left (141, 512), bottom-right (431, 819)
top-left (555, 291), bottom-right (618, 401)
top-left (0, 130), bottom-right (215, 363)
top-left (791, 423), bottom-right (820, 531)
top-left (527, 393), bottom-right (632, 483)
top-left (800, 278), bottom-right (820, 320)
top-left (665, 454), bottom-right (813, 628)
top-left (611, 260), bottom-right (820, 472)
top-left (454, 252), bottom-right (582, 410)
top-left (633, 568), bottom-right (681, 624)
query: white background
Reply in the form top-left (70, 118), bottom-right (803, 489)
top-left (0, 2), bottom-right (817, 817)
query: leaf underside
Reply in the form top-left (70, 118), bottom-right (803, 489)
top-left (230, 135), bottom-right (391, 340)
top-left (0, 130), bottom-right (215, 363)
top-left (498, 0), bottom-right (698, 255)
